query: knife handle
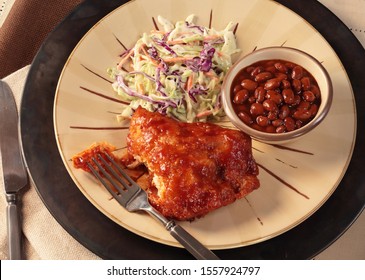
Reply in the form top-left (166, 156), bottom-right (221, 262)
top-left (6, 193), bottom-right (22, 260)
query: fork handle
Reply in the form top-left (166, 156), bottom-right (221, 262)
top-left (145, 206), bottom-right (219, 260)
top-left (167, 222), bottom-right (220, 260)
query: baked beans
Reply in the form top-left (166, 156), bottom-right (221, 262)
top-left (231, 59), bottom-right (321, 133)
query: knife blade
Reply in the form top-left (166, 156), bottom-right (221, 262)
top-left (0, 80), bottom-right (28, 260)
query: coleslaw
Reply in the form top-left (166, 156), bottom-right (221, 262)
top-left (108, 15), bottom-right (240, 122)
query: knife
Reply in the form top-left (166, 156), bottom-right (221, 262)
top-left (0, 80), bottom-right (28, 260)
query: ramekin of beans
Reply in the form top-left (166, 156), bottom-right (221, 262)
top-left (222, 47), bottom-right (333, 143)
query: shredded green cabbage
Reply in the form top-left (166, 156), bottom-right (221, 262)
top-left (108, 15), bottom-right (240, 122)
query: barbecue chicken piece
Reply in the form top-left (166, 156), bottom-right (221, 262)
top-left (127, 107), bottom-right (260, 220)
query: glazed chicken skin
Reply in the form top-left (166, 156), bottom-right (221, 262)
top-left (127, 107), bottom-right (260, 220)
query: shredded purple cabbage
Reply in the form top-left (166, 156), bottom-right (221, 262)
top-left (185, 57), bottom-right (201, 72)
top-left (147, 46), bottom-right (159, 60)
top-left (155, 39), bottom-right (177, 56)
top-left (188, 85), bottom-right (208, 103)
top-left (155, 67), bottom-right (167, 97)
top-left (158, 59), bottom-right (169, 73)
top-left (116, 75), bottom-right (177, 109)
top-left (186, 45), bottom-right (215, 73)
top-left (200, 46), bottom-right (215, 72)
top-left (186, 23), bottom-right (205, 33)
top-left (162, 31), bottom-right (171, 41)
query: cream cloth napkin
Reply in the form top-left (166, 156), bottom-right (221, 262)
top-left (0, 65), bottom-right (100, 260)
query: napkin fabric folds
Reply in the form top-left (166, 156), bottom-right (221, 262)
top-left (0, 0), bottom-right (83, 79)
top-left (0, 0), bottom-right (100, 260)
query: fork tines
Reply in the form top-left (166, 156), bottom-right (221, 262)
top-left (87, 152), bottom-right (139, 203)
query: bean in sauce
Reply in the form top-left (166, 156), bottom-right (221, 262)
top-left (231, 59), bottom-right (321, 134)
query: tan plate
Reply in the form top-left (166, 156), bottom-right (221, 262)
top-left (53, 0), bottom-right (356, 249)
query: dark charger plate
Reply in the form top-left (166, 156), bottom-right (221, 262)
top-left (20, 0), bottom-right (365, 259)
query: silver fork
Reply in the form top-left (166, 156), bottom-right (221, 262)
top-left (87, 152), bottom-right (219, 260)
